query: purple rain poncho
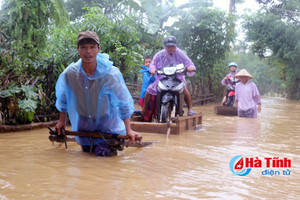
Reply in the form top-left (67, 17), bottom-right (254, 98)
top-left (55, 53), bottom-right (134, 146)
top-left (235, 81), bottom-right (261, 118)
top-left (221, 71), bottom-right (237, 86)
top-left (147, 47), bottom-right (196, 95)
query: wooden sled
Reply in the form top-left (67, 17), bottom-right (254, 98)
top-left (130, 113), bottom-right (203, 135)
top-left (214, 106), bottom-right (237, 116)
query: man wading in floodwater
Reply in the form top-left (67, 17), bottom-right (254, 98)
top-left (234, 69), bottom-right (261, 118)
top-left (54, 30), bottom-right (141, 156)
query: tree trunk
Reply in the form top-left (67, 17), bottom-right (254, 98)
top-left (46, 61), bottom-right (54, 102)
top-left (189, 77), bottom-right (196, 96)
top-left (0, 121), bottom-right (58, 132)
top-left (207, 71), bottom-right (212, 94)
top-left (229, 0), bottom-right (236, 14)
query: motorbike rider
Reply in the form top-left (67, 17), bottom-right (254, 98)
top-left (134, 36), bottom-right (196, 119)
top-left (221, 62), bottom-right (239, 106)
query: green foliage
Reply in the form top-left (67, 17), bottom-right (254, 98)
top-left (243, 1), bottom-right (300, 100)
top-left (48, 6), bottom-right (144, 82)
top-left (0, 0), bottom-right (241, 124)
top-left (0, 84), bottom-right (38, 124)
top-left (2, 0), bottom-right (68, 60)
top-left (20, 85), bottom-right (39, 100)
top-left (18, 99), bottom-right (37, 122)
top-left (0, 16), bottom-right (9, 55)
top-left (229, 52), bottom-right (284, 96)
top-left (0, 0), bottom-right (69, 122)
top-left (178, 0), bottom-right (213, 9)
top-left (0, 86), bottom-right (20, 98)
top-left (66, 0), bottom-right (142, 21)
top-left (255, 0), bottom-right (300, 25)
top-left (137, 0), bottom-right (213, 35)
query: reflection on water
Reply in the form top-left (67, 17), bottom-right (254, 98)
top-left (0, 97), bottom-right (299, 199)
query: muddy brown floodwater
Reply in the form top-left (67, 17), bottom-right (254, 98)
top-left (0, 97), bottom-right (299, 199)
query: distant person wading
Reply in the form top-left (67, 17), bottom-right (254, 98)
top-left (234, 69), bottom-right (261, 118)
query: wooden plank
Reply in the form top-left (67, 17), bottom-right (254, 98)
top-left (130, 113), bottom-right (203, 135)
top-left (130, 121), bottom-right (177, 134)
top-left (0, 121), bottom-right (58, 132)
top-left (171, 114), bottom-right (203, 134)
top-left (214, 106), bottom-right (237, 116)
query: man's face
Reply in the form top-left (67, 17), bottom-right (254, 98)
top-left (144, 58), bottom-right (152, 67)
top-left (229, 66), bottom-right (237, 72)
top-left (165, 45), bottom-right (176, 55)
top-left (77, 42), bottom-right (100, 65)
top-left (239, 76), bottom-right (249, 84)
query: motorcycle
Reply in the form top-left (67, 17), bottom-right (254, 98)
top-left (156, 64), bottom-right (186, 123)
top-left (224, 76), bottom-right (239, 106)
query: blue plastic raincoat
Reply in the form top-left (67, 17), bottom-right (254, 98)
top-left (139, 65), bottom-right (156, 99)
top-left (55, 53), bottom-right (134, 145)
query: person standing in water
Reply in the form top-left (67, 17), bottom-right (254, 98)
top-left (234, 69), bottom-right (261, 118)
top-left (55, 30), bottom-right (141, 156)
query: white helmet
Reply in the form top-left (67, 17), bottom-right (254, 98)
top-left (228, 62), bottom-right (238, 69)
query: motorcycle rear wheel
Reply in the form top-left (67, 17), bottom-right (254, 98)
top-left (161, 102), bottom-right (173, 123)
top-left (225, 96), bottom-right (235, 106)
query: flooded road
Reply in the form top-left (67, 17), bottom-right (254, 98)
top-left (0, 97), bottom-right (299, 199)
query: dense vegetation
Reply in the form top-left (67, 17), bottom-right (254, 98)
top-left (0, 0), bottom-right (298, 125)
top-left (243, 0), bottom-right (300, 99)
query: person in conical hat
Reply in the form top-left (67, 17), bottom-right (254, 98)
top-left (235, 69), bottom-right (253, 81)
top-left (234, 69), bottom-right (261, 118)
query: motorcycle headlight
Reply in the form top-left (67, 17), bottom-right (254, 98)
top-left (163, 67), bottom-right (177, 75)
top-left (157, 81), bottom-right (167, 91)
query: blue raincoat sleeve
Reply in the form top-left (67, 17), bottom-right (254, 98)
top-left (105, 67), bottom-right (134, 120)
top-left (55, 73), bottom-right (68, 113)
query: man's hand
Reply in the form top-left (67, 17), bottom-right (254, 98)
top-left (55, 121), bottom-right (65, 135)
top-left (55, 112), bottom-right (67, 135)
top-left (223, 77), bottom-right (228, 80)
top-left (126, 129), bottom-right (142, 143)
top-left (257, 104), bottom-right (261, 113)
top-left (123, 118), bottom-right (141, 142)
top-left (234, 100), bottom-right (238, 109)
top-left (186, 66), bottom-right (194, 72)
top-left (150, 68), bottom-right (156, 76)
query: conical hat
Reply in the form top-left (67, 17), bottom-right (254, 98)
top-left (234, 69), bottom-right (253, 79)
